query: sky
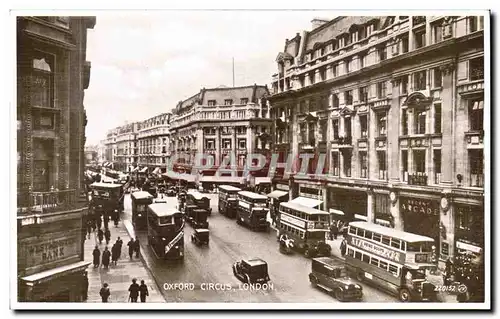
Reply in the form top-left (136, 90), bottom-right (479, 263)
top-left (84, 10), bottom-right (335, 145)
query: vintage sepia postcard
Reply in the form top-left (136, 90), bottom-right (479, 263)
top-left (10, 8), bottom-right (491, 310)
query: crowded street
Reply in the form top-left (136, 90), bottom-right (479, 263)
top-left (123, 192), bottom-right (398, 303)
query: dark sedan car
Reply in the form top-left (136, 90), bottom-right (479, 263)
top-left (232, 258), bottom-right (270, 284)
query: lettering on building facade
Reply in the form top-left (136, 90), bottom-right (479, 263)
top-left (25, 237), bottom-right (78, 267)
top-left (400, 197), bottom-right (440, 216)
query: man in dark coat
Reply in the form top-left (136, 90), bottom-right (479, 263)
top-left (86, 220), bottom-right (92, 239)
top-left (96, 214), bottom-right (102, 229)
top-left (92, 246), bottom-right (100, 268)
top-left (331, 223), bottom-right (339, 240)
top-left (139, 280), bottom-right (149, 303)
top-left (102, 246), bottom-right (111, 268)
top-left (103, 213), bottom-right (110, 230)
top-left (104, 228), bottom-right (111, 245)
top-left (97, 228), bottom-right (104, 244)
top-left (128, 278), bottom-right (140, 302)
top-left (116, 237), bottom-right (123, 259)
top-left (134, 238), bottom-right (141, 258)
top-left (340, 239), bottom-right (347, 257)
top-left (127, 238), bottom-right (135, 259)
top-left (99, 283), bottom-right (110, 302)
top-left (111, 243), bottom-right (120, 266)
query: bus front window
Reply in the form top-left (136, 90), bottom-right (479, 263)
top-left (407, 243), bottom-right (421, 252)
top-left (159, 216), bottom-right (172, 225)
top-left (409, 269), bottom-right (426, 280)
top-left (420, 242), bottom-right (433, 252)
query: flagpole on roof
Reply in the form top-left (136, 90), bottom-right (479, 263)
top-left (232, 57), bottom-right (235, 87)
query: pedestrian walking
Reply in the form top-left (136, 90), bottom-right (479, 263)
top-left (103, 214), bottom-right (109, 230)
top-left (117, 237), bottom-right (123, 259)
top-left (92, 246), bottom-right (101, 268)
top-left (139, 280), bottom-right (149, 303)
top-left (134, 238), bottom-right (141, 258)
top-left (99, 283), bottom-right (110, 303)
top-left (82, 271), bottom-right (89, 301)
top-left (340, 238), bottom-right (347, 257)
top-left (128, 278), bottom-right (140, 302)
top-left (96, 214), bottom-right (102, 229)
top-left (104, 228), bottom-right (111, 245)
top-left (86, 220), bottom-right (92, 239)
top-left (97, 228), bottom-right (104, 244)
top-left (102, 246), bottom-right (111, 268)
top-left (91, 217), bottom-right (97, 232)
top-left (111, 243), bottom-right (119, 266)
top-left (331, 223), bottom-right (339, 240)
top-left (128, 238), bottom-right (135, 259)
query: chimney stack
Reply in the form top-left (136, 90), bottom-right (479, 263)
top-left (311, 18), bottom-right (330, 30)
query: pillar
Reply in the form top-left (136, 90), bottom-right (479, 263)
top-left (439, 63), bottom-right (455, 184)
top-left (322, 187), bottom-right (328, 212)
top-left (368, 108), bottom-right (377, 180)
top-left (409, 16), bottom-right (414, 51)
top-left (389, 79), bottom-right (401, 181)
top-left (231, 127), bottom-right (237, 170)
top-left (390, 194), bottom-right (403, 231)
top-left (215, 127), bottom-right (220, 166)
top-left (367, 189), bottom-right (375, 223)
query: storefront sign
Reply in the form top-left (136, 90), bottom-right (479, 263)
top-left (25, 236), bottom-right (78, 267)
top-left (280, 213), bottom-right (306, 228)
top-left (456, 240), bottom-right (482, 254)
top-left (441, 242), bottom-right (449, 258)
top-left (350, 237), bottom-right (401, 262)
top-left (400, 197), bottom-right (439, 216)
top-left (299, 186), bottom-right (322, 200)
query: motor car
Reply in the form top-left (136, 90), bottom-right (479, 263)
top-left (232, 258), bottom-right (270, 284)
top-left (308, 257), bottom-right (363, 301)
top-left (166, 187), bottom-right (177, 197)
top-left (191, 228), bottom-right (209, 246)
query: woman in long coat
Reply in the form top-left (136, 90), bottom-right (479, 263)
top-left (111, 243), bottom-right (120, 265)
top-left (92, 246), bottom-right (101, 268)
top-left (102, 247), bottom-right (111, 268)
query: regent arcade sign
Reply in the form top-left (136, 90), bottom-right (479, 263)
top-left (400, 197), bottom-right (440, 217)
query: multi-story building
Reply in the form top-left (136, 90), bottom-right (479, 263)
top-left (97, 139), bottom-right (107, 163)
top-left (103, 128), bottom-right (117, 168)
top-left (115, 122), bottom-right (139, 172)
top-left (136, 112), bottom-right (171, 174)
top-left (16, 16), bottom-right (96, 301)
top-left (84, 144), bottom-right (98, 164)
top-left (168, 85), bottom-right (273, 185)
top-left (269, 16), bottom-right (485, 270)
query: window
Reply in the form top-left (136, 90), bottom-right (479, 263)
top-left (414, 150), bottom-right (426, 174)
top-left (31, 53), bottom-right (54, 108)
top-left (222, 139), bottom-right (231, 149)
top-left (402, 109), bottom-right (409, 135)
top-left (349, 226), bottom-right (357, 235)
top-left (344, 117), bottom-right (352, 138)
top-left (205, 139), bottom-right (215, 150)
top-left (434, 149), bottom-right (441, 184)
top-left (370, 257), bottom-right (380, 267)
top-left (401, 150), bottom-right (409, 182)
top-left (299, 101), bottom-right (307, 114)
top-left (208, 100), bottom-right (216, 106)
top-left (391, 239), bottom-right (402, 249)
top-left (377, 81), bottom-right (387, 98)
top-left (332, 152), bottom-right (339, 176)
top-left (415, 31), bottom-right (426, 49)
top-left (469, 149), bottom-right (484, 187)
top-left (434, 103), bottom-right (442, 133)
top-left (309, 71), bottom-right (315, 85)
top-left (224, 99), bottom-right (233, 106)
top-left (343, 151), bottom-right (352, 177)
top-left (240, 98), bottom-right (248, 104)
top-left (359, 115), bottom-right (368, 137)
top-left (433, 68), bottom-right (443, 87)
top-left (345, 58), bottom-right (351, 73)
top-left (469, 57), bottom-right (484, 81)
top-left (433, 23), bottom-right (443, 43)
top-left (319, 119), bottom-right (327, 142)
top-left (332, 119), bottom-right (339, 139)
top-left (401, 36), bottom-right (409, 53)
top-left (332, 94), bottom-right (339, 108)
top-left (372, 233), bottom-right (381, 242)
top-left (236, 126), bottom-right (246, 135)
top-left (401, 75), bottom-right (409, 94)
top-left (468, 99), bottom-right (484, 131)
top-left (345, 90), bottom-right (353, 105)
top-left (389, 264), bottom-right (399, 275)
top-left (414, 108), bottom-right (427, 134)
top-left (320, 68), bottom-right (326, 81)
top-left (378, 151), bottom-right (387, 180)
top-left (359, 86), bottom-right (368, 103)
top-left (378, 45), bottom-right (387, 61)
top-left (469, 16), bottom-right (481, 33)
top-left (333, 63), bottom-right (339, 77)
top-left (360, 152), bottom-right (368, 178)
top-left (377, 113), bottom-right (387, 136)
top-left (309, 99), bottom-right (317, 112)
top-left (381, 236), bottom-right (391, 246)
top-left (414, 70), bottom-right (427, 90)
top-left (300, 123), bottom-right (307, 143)
top-left (359, 52), bottom-right (367, 68)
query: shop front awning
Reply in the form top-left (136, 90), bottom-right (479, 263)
top-left (354, 214), bottom-right (368, 221)
top-left (329, 208), bottom-right (345, 216)
top-left (456, 241), bottom-right (482, 254)
top-left (200, 176), bottom-right (244, 184)
top-left (289, 196), bottom-right (323, 208)
top-left (255, 177), bottom-right (272, 185)
top-left (21, 261), bottom-right (91, 285)
top-left (140, 167), bottom-right (148, 173)
top-left (163, 171), bottom-right (180, 180)
top-left (267, 190), bottom-right (288, 199)
top-left (179, 174), bottom-right (196, 183)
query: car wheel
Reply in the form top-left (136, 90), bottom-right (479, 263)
top-left (304, 249), bottom-right (312, 258)
top-left (309, 274), bottom-right (318, 287)
top-left (399, 288), bottom-right (411, 302)
top-left (334, 289), bottom-right (344, 302)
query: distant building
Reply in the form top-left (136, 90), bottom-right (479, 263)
top-left (115, 122), bottom-right (139, 172)
top-left (84, 144), bottom-right (98, 164)
top-left (136, 113), bottom-right (172, 174)
top-left (269, 16), bottom-right (485, 272)
top-left (168, 85), bottom-right (273, 188)
top-left (16, 16), bottom-right (96, 302)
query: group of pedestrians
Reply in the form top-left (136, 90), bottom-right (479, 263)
top-left (92, 236), bottom-right (124, 268)
top-left (99, 278), bottom-right (150, 303)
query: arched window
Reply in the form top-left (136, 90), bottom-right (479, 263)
top-left (31, 53), bottom-right (54, 108)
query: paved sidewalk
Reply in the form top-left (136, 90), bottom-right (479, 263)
top-left (84, 222), bottom-right (164, 303)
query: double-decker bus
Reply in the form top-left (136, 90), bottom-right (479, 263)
top-left (236, 191), bottom-right (269, 231)
top-left (344, 221), bottom-right (438, 302)
top-left (186, 190), bottom-right (211, 215)
top-left (218, 185), bottom-right (242, 218)
top-left (277, 201), bottom-right (331, 258)
top-left (147, 203), bottom-right (185, 260)
top-left (131, 191), bottom-right (154, 229)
